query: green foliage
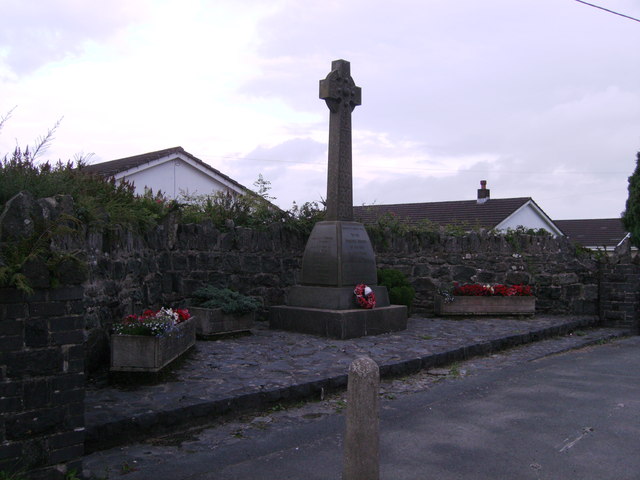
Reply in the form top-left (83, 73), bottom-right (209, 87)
top-left (504, 225), bottom-right (552, 237)
top-left (0, 471), bottom-right (27, 480)
top-left (192, 286), bottom-right (261, 315)
top-left (572, 241), bottom-right (593, 258)
top-left (180, 188), bottom-right (325, 235)
top-left (0, 151), bottom-right (178, 232)
top-left (179, 189), bottom-right (286, 230)
top-left (503, 225), bottom-right (552, 251)
top-left (443, 222), bottom-right (474, 237)
top-left (377, 268), bottom-right (416, 309)
top-left (254, 173), bottom-right (275, 201)
top-left (0, 209), bottom-right (84, 293)
top-left (388, 285), bottom-right (416, 308)
top-left (364, 211), bottom-right (483, 247)
top-left (285, 200), bottom-right (325, 236)
top-left (622, 152), bottom-right (640, 248)
top-left (364, 212), bottom-right (411, 248)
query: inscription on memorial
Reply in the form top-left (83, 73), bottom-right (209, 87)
top-left (301, 223), bottom-right (338, 285)
top-left (341, 224), bottom-right (376, 284)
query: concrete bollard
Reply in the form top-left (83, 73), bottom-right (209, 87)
top-left (343, 356), bottom-right (380, 480)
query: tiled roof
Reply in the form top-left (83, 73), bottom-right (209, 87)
top-left (554, 218), bottom-right (628, 248)
top-left (82, 146), bottom-right (249, 193)
top-left (353, 197), bottom-right (532, 229)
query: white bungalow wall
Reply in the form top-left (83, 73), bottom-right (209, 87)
top-left (119, 159), bottom-right (233, 199)
top-left (494, 202), bottom-right (562, 236)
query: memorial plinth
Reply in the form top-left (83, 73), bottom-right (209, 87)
top-left (269, 60), bottom-right (407, 339)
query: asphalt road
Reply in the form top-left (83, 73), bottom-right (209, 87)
top-left (85, 336), bottom-right (640, 480)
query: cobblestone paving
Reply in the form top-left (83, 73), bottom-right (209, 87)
top-left (83, 322), bottom-right (627, 479)
top-left (86, 316), bottom-right (597, 433)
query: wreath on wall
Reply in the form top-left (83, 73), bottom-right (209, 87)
top-left (354, 284), bottom-right (376, 309)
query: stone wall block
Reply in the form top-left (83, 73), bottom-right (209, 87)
top-left (552, 272), bottom-right (579, 285)
top-left (583, 284), bottom-right (599, 300)
top-left (261, 256), bottom-right (282, 274)
top-left (221, 255), bottom-right (241, 272)
top-left (171, 253), bottom-right (189, 271)
top-left (29, 301), bottom-right (67, 318)
top-left (505, 271), bottom-right (531, 285)
top-left (3, 303), bottom-right (27, 320)
top-left (6, 406), bottom-right (67, 440)
top-left (412, 264), bottom-right (431, 277)
top-left (253, 273), bottom-right (281, 287)
top-left (23, 379), bottom-right (51, 409)
top-left (55, 257), bottom-right (88, 285)
top-left (240, 255), bottom-right (262, 273)
top-left (49, 316), bottom-right (84, 333)
top-left (48, 286), bottom-right (84, 302)
top-left (0, 318), bottom-right (23, 336)
top-left (563, 283), bottom-right (583, 299)
top-left (0, 442), bottom-right (23, 467)
top-left (219, 231), bottom-right (236, 251)
top-left (6, 349), bottom-right (64, 378)
top-left (51, 330), bottom-right (84, 348)
top-left (452, 265), bottom-right (476, 283)
top-left (472, 270), bottom-right (493, 284)
top-left (24, 318), bottom-right (48, 348)
top-left (21, 257), bottom-right (51, 289)
top-left (205, 272), bottom-right (228, 288)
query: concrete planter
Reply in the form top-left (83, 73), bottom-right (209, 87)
top-left (189, 307), bottom-right (254, 338)
top-left (435, 295), bottom-right (536, 316)
top-left (110, 318), bottom-right (196, 372)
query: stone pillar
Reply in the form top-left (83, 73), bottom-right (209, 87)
top-left (0, 286), bottom-right (85, 478)
top-left (343, 356), bottom-right (380, 480)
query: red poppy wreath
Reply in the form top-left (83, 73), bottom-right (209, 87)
top-left (354, 283), bottom-right (376, 309)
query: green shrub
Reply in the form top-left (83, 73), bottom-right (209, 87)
top-left (191, 286), bottom-right (260, 315)
top-left (388, 285), bottom-right (416, 308)
top-left (377, 268), bottom-right (415, 309)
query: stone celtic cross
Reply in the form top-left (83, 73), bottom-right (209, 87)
top-left (320, 59), bottom-right (361, 222)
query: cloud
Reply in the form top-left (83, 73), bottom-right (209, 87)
top-left (1, 0), bottom-right (639, 220)
top-left (0, 0), bottom-right (152, 75)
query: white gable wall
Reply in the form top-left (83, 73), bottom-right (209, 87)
top-left (113, 153), bottom-right (246, 199)
top-left (494, 201), bottom-right (563, 236)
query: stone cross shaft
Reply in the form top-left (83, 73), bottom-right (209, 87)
top-left (320, 59), bottom-right (361, 222)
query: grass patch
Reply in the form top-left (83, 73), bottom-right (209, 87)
top-left (449, 363), bottom-right (462, 378)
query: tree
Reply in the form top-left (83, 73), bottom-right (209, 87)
top-left (622, 151), bottom-right (640, 248)
top-left (253, 173), bottom-right (275, 201)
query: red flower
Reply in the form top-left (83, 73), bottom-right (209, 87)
top-left (452, 283), bottom-right (532, 297)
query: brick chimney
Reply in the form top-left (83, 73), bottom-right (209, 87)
top-left (477, 180), bottom-right (490, 204)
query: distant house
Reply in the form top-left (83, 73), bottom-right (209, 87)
top-left (554, 218), bottom-right (630, 252)
top-left (353, 181), bottom-right (564, 236)
top-left (83, 146), bottom-right (251, 199)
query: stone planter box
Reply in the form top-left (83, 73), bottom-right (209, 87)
top-left (110, 318), bottom-right (196, 372)
top-left (189, 307), bottom-right (254, 338)
top-left (434, 295), bottom-right (536, 316)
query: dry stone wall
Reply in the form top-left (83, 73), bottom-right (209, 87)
top-left (1, 192), bottom-right (635, 374)
top-left (2, 192), bottom-right (639, 478)
top-left (81, 220), bottom-right (308, 372)
top-left (77, 220), bottom-right (612, 373)
top-left (369, 230), bottom-right (601, 315)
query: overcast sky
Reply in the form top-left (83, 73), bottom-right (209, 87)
top-left (1, 0), bottom-right (639, 219)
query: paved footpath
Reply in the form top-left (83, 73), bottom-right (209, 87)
top-left (82, 318), bottom-right (633, 479)
top-left (85, 315), bottom-right (627, 454)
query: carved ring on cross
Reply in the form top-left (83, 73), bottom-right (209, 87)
top-left (319, 64), bottom-right (362, 114)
